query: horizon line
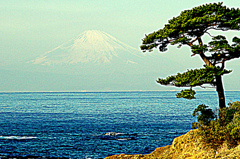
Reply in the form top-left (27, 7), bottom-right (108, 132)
top-left (0, 90), bottom-right (239, 93)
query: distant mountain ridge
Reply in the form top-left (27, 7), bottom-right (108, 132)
top-left (31, 30), bottom-right (142, 65)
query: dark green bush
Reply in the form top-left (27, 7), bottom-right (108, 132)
top-left (191, 104), bottom-right (215, 129)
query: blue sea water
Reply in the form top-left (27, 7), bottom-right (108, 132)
top-left (0, 91), bottom-right (239, 159)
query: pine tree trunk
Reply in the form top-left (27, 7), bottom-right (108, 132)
top-left (215, 75), bottom-right (226, 110)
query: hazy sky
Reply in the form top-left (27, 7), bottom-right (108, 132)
top-left (1, 0), bottom-right (240, 91)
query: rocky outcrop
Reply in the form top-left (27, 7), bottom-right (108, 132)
top-left (105, 129), bottom-right (240, 159)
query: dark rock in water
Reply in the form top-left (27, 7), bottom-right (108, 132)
top-left (100, 135), bottom-right (117, 140)
top-left (116, 137), bottom-right (136, 141)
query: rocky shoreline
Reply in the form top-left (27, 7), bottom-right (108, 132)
top-left (105, 129), bottom-right (240, 159)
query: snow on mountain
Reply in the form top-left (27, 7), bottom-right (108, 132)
top-left (31, 30), bottom-right (143, 65)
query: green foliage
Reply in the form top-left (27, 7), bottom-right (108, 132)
top-left (225, 109), bottom-right (237, 124)
top-left (176, 89), bottom-right (196, 99)
top-left (141, 2), bottom-right (240, 52)
top-left (156, 66), bottom-right (231, 99)
top-left (198, 120), bottom-right (227, 148)
top-left (193, 101), bottom-right (240, 148)
top-left (191, 45), bottom-right (208, 54)
top-left (192, 104), bottom-right (215, 128)
top-left (228, 113), bottom-right (240, 141)
top-left (208, 35), bottom-right (240, 64)
top-left (157, 66), bottom-right (231, 87)
top-left (228, 101), bottom-right (240, 111)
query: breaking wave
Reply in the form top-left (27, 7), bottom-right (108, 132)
top-left (0, 136), bottom-right (37, 140)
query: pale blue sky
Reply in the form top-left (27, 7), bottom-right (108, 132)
top-left (1, 0), bottom-right (240, 91)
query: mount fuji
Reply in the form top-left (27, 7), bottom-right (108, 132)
top-left (31, 30), bottom-right (143, 65)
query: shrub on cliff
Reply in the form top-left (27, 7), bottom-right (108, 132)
top-left (192, 101), bottom-right (240, 149)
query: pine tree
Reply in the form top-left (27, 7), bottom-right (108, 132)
top-left (140, 2), bottom-right (240, 110)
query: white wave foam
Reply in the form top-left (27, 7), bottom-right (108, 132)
top-left (104, 132), bottom-right (125, 136)
top-left (0, 136), bottom-right (37, 140)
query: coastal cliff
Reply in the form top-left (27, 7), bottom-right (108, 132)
top-left (105, 129), bottom-right (240, 159)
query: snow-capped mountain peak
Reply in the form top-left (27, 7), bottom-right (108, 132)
top-left (31, 30), bottom-right (140, 65)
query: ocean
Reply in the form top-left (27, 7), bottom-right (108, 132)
top-left (0, 91), bottom-right (239, 159)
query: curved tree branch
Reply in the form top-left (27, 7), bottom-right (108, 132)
top-left (197, 37), bottom-right (213, 67)
top-left (205, 31), bottom-right (215, 38)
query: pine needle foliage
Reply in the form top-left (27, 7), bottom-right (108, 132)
top-left (156, 66), bottom-right (231, 87)
top-left (176, 89), bottom-right (196, 99)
